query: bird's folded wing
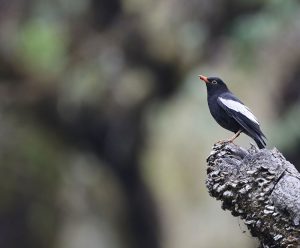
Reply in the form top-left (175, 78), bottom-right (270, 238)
top-left (217, 96), bottom-right (266, 141)
top-left (217, 96), bottom-right (259, 125)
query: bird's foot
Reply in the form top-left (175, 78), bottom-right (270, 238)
top-left (216, 139), bottom-right (233, 145)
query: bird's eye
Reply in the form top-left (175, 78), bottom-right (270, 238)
top-left (212, 80), bottom-right (218, 84)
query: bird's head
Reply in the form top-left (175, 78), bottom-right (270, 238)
top-left (198, 75), bottom-right (229, 93)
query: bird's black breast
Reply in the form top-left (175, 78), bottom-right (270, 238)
top-left (207, 95), bottom-right (240, 133)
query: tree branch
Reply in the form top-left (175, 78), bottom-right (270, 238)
top-left (206, 143), bottom-right (300, 247)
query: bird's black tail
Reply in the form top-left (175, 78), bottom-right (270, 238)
top-left (254, 134), bottom-right (267, 149)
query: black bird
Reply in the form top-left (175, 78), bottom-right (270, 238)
top-left (199, 75), bottom-right (266, 149)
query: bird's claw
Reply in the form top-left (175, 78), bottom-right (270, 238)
top-left (216, 139), bottom-right (231, 144)
top-left (216, 139), bottom-right (235, 145)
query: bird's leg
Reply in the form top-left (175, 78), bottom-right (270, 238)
top-left (228, 130), bottom-right (242, 142)
top-left (217, 130), bottom-right (242, 144)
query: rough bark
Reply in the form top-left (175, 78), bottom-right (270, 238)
top-left (206, 143), bottom-right (300, 247)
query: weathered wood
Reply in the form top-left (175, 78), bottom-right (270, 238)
top-left (206, 143), bottom-right (300, 247)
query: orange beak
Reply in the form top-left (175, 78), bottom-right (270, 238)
top-left (198, 75), bottom-right (209, 83)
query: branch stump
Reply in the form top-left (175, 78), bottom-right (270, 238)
top-left (206, 143), bottom-right (300, 247)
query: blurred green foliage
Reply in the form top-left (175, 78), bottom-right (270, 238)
top-left (18, 20), bottom-right (68, 77)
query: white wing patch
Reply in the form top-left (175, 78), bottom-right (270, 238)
top-left (219, 97), bottom-right (259, 125)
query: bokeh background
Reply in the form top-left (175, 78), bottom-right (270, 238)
top-left (1, 0), bottom-right (300, 247)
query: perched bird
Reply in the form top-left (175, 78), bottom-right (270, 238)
top-left (199, 75), bottom-right (266, 149)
